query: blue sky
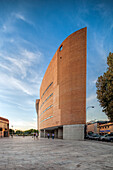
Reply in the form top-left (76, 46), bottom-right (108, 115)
top-left (0, 0), bottom-right (113, 130)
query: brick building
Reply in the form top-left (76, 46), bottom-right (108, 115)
top-left (99, 122), bottom-right (113, 135)
top-left (87, 121), bottom-right (109, 135)
top-left (0, 117), bottom-right (9, 137)
top-left (36, 27), bottom-right (87, 140)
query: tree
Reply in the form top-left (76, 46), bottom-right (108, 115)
top-left (16, 130), bottom-right (23, 135)
top-left (23, 129), bottom-right (39, 135)
top-left (96, 52), bottom-right (113, 121)
top-left (9, 129), bottom-right (14, 135)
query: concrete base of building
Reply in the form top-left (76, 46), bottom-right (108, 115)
top-left (63, 124), bottom-right (85, 140)
top-left (39, 130), bottom-right (44, 138)
top-left (58, 127), bottom-right (63, 139)
top-left (39, 124), bottom-right (85, 140)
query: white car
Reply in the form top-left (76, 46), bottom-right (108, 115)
top-left (100, 134), bottom-right (108, 141)
top-left (100, 134), bottom-right (113, 142)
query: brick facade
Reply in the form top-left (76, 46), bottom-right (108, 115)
top-left (0, 117), bottom-right (9, 137)
top-left (36, 27), bottom-right (87, 135)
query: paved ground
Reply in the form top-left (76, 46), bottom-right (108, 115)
top-left (0, 136), bottom-right (113, 170)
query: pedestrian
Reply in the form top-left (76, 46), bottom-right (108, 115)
top-left (34, 133), bottom-right (35, 140)
top-left (47, 133), bottom-right (50, 139)
top-left (36, 132), bottom-right (38, 139)
top-left (52, 133), bottom-right (54, 139)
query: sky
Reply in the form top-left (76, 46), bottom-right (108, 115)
top-left (0, 0), bottom-right (113, 130)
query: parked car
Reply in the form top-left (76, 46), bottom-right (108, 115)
top-left (86, 134), bottom-right (93, 139)
top-left (89, 133), bottom-right (101, 140)
top-left (99, 134), bottom-right (108, 141)
top-left (100, 134), bottom-right (113, 142)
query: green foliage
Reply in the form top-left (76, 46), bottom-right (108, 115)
top-left (16, 130), bottom-right (23, 135)
top-left (15, 129), bottom-right (39, 136)
top-left (24, 129), bottom-right (38, 134)
top-left (9, 129), bottom-right (14, 135)
top-left (96, 52), bottom-right (113, 121)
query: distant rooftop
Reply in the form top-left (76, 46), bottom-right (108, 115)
top-left (87, 120), bottom-right (110, 125)
top-left (0, 117), bottom-right (9, 122)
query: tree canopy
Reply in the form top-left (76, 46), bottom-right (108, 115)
top-left (96, 52), bottom-right (113, 121)
top-left (9, 129), bottom-right (39, 136)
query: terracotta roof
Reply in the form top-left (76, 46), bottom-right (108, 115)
top-left (0, 117), bottom-right (9, 122)
top-left (99, 122), bottom-right (113, 127)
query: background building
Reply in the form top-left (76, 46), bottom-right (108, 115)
top-left (36, 27), bottom-right (86, 140)
top-left (0, 117), bottom-right (9, 137)
top-left (86, 121), bottom-right (113, 135)
top-left (99, 122), bottom-right (113, 135)
top-left (87, 121), bottom-right (109, 134)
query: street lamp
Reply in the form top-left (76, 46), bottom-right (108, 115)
top-left (87, 106), bottom-right (94, 110)
top-left (86, 106), bottom-right (95, 122)
top-left (11, 125), bottom-right (13, 138)
top-left (85, 106), bottom-right (95, 138)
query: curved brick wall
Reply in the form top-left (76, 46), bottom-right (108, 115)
top-left (36, 27), bottom-right (87, 131)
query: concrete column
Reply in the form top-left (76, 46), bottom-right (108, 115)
top-left (58, 128), bottom-right (63, 139)
top-left (44, 129), bottom-right (46, 138)
top-left (54, 129), bottom-right (58, 138)
top-left (40, 130), bottom-right (44, 138)
top-left (63, 124), bottom-right (85, 140)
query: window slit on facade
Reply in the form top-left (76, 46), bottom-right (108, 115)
top-left (40, 116), bottom-right (53, 123)
top-left (40, 93), bottom-right (53, 109)
top-left (41, 82), bottom-right (53, 99)
top-left (40, 105), bottom-right (53, 116)
top-left (59, 45), bottom-right (63, 51)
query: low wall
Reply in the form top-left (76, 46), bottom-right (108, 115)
top-left (63, 124), bottom-right (85, 140)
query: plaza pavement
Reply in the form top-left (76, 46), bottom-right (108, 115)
top-left (0, 136), bottom-right (113, 170)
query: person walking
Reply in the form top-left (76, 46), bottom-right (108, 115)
top-left (47, 133), bottom-right (50, 139)
top-left (36, 132), bottom-right (38, 139)
top-left (34, 133), bottom-right (35, 140)
top-left (52, 133), bottom-right (54, 139)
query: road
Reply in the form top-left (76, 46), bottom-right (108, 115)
top-left (0, 136), bottom-right (113, 170)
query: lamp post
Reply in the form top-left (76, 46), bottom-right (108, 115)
top-left (86, 106), bottom-right (94, 122)
top-left (11, 125), bottom-right (13, 138)
top-left (87, 106), bottom-right (94, 110)
top-left (85, 106), bottom-right (95, 138)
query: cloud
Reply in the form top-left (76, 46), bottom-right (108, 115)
top-left (88, 79), bottom-right (97, 90)
top-left (5, 56), bottom-right (28, 78)
top-left (92, 79), bottom-right (97, 84)
top-left (15, 13), bottom-right (26, 21)
top-left (1, 49), bottom-right (43, 79)
top-left (94, 2), bottom-right (112, 19)
top-left (9, 119), bottom-right (37, 130)
top-left (87, 94), bottom-right (97, 102)
top-left (76, 17), bottom-right (89, 27)
top-left (93, 33), bottom-right (106, 59)
top-left (0, 63), bottom-right (12, 72)
top-left (0, 94), bottom-right (33, 111)
top-left (32, 118), bottom-right (37, 121)
top-left (13, 12), bottom-right (34, 26)
top-left (110, 23), bottom-right (113, 31)
top-left (2, 25), bottom-right (7, 32)
top-left (89, 79), bottom-right (97, 86)
top-left (0, 73), bottom-right (38, 96)
top-left (21, 49), bottom-right (42, 60)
